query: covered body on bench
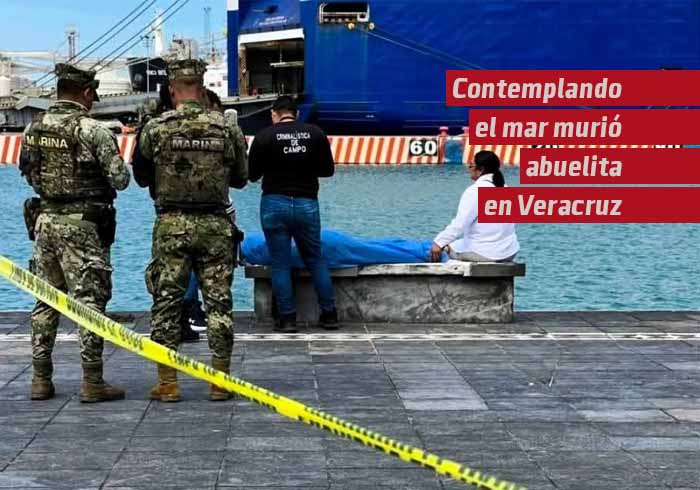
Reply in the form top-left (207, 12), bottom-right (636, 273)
top-left (245, 261), bottom-right (525, 324)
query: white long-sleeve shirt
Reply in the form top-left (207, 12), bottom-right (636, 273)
top-left (434, 174), bottom-right (519, 260)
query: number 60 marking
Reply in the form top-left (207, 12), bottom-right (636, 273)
top-left (408, 138), bottom-right (439, 157)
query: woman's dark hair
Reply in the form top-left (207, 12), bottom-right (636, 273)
top-left (474, 150), bottom-right (505, 187)
top-left (206, 89), bottom-right (222, 112)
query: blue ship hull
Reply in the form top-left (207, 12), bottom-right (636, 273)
top-left (229, 0), bottom-right (700, 135)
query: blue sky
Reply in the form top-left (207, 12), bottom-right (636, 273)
top-left (2, 0), bottom-right (227, 57)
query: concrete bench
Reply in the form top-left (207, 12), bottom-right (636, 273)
top-left (244, 261), bottom-right (526, 324)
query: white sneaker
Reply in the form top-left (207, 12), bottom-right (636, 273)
top-left (189, 319), bottom-right (207, 332)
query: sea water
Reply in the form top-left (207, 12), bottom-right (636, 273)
top-left (1, 165), bottom-right (698, 312)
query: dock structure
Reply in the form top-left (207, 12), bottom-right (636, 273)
top-left (0, 310), bottom-right (697, 489)
top-left (246, 262), bottom-right (527, 324)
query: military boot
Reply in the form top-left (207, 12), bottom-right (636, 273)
top-left (30, 359), bottom-right (55, 400)
top-left (210, 357), bottom-right (233, 401)
top-left (80, 361), bottom-right (126, 403)
top-left (149, 364), bottom-right (180, 402)
top-left (275, 313), bottom-right (298, 333)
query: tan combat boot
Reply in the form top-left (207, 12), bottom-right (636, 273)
top-left (80, 361), bottom-right (126, 403)
top-left (150, 364), bottom-right (180, 402)
top-left (210, 357), bottom-right (233, 401)
top-left (30, 359), bottom-right (55, 400)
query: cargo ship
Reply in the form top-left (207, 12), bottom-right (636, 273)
top-left (225, 0), bottom-right (700, 135)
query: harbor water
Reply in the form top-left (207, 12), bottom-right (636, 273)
top-left (1, 165), bottom-right (698, 312)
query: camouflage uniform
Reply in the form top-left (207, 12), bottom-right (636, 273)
top-left (19, 64), bottom-right (130, 402)
top-left (136, 60), bottom-right (247, 379)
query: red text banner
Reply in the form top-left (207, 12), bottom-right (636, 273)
top-left (478, 187), bottom-right (700, 223)
top-left (447, 70), bottom-right (700, 106)
top-left (469, 109), bottom-right (700, 145)
top-left (520, 148), bottom-right (700, 184)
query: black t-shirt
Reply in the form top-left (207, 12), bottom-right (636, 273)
top-left (248, 119), bottom-right (335, 199)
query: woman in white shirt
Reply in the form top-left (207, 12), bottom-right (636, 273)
top-left (430, 150), bottom-right (519, 262)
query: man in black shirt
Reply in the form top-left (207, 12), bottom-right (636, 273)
top-left (248, 96), bottom-right (337, 333)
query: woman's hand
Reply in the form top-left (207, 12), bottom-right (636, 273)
top-left (429, 242), bottom-right (444, 262)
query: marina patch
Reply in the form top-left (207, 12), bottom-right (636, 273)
top-left (170, 137), bottom-right (225, 152)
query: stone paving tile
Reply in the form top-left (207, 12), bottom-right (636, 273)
top-left (630, 311), bottom-right (696, 321)
top-left (133, 422), bottom-right (230, 438)
top-left (593, 422), bottom-right (700, 437)
top-left (628, 450), bottom-right (700, 470)
top-left (104, 468), bottom-right (220, 488)
top-left (422, 434), bottom-right (523, 454)
top-left (613, 436), bottom-right (700, 451)
top-left (568, 397), bottom-right (664, 411)
top-left (529, 450), bottom-right (663, 488)
top-left (0, 310), bottom-right (698, 489)
top-left (323, 434), bottom-right (424, 453)
top-left (648, 469), bottom-right (700, 488)
top-left (228, 436), bottom-right (324, 452)
top-left (669, 409), bottom-right (700, 422)
top-left (0, 440), bottom-right (30, 459)
top-left (7, 451), bottom-right (122, 470)
top-left (0, 470), bottom-right (108, 488)
top-left (663, 362), bottom-right (700, 371)
top-left (440, 469), bottom-right (558, 490)
top-left (577, 409), bottom-right (675, 423)
top-left (115, 451), bottom-right (224, 470)
top-left (494, 408), bottom-right (586, 423)
top-left (218, 488), bottom-right (325, 490)
top-left (0, 426), bottom-right (43, 440)
top-left (506, 422), bottom-right (621, 451)
top-left (553, 485), bottom-right (668, 490)
top-left (219, 451), bottom-right (327, 487)
top-left (219, 488), bottom-right (325, 490)
top-left (24, 436), bottom-right (130, 454)
top-left (328, 468), bottom-right (441, 489)
top-left (126, 435), bottom-right (229, 452)
top-left (326, 450), bottom-right (425, 470)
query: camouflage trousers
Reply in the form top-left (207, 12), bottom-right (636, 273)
top-left (30, 213), bottom-right (111, 363)
top-left (146, 213), bottom-right (234, 359)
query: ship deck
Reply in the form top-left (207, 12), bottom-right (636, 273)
top-left (0, 310), bottom-right (698, 490)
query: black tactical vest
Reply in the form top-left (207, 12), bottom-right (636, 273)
top-left (152, 111), bottom-right (230, 210)
top-left (26, 112), bottom-right (113, 202)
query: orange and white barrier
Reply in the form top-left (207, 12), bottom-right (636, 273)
top-left (0, 132), bottom-right (680, 167)
top-left (0, 134), bottom-right (441, 166)
top-left (0, 134), bottom-right (22, 166)
top-left (327, 136), bottom-right (441, 165)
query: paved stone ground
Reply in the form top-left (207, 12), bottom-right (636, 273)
top-left (0, 310), bottom-right (698, 490)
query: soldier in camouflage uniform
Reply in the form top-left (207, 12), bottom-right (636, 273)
top-left (133, 59), bottom-right (248, 402)
top-left (19, 64), bottom-right (130, 402)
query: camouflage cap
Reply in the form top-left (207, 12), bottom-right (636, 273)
top-left (55, 63), bottom-right (99, 90)
top-left (167, 59), bottom-right (207, 82)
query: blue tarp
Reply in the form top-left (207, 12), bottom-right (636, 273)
top-left (239, 0), bottom-right (301, 33)
top-left (241, 230), bottom-right (445, 268)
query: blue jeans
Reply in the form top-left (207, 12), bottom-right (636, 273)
top-left (260, 194), bottom-right (336, 316)
top-left (184, 273), bottom-right (199, 302)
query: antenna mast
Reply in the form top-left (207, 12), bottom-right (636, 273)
top-left (204, 6), bottom-right (212, 61)
top-left (66, 27), bottom-right (78, 59)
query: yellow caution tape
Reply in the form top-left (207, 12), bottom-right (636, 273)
top-left (0, 254), bottom-right (525, 490)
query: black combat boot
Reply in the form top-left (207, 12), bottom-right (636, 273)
top-left (181, 322), bottom-right (201, 343)
top-left (180, 300), bottom-right (201, 343)
top-left (275, 313), bottom-right (298, 333)
top-left (185, 299), bottom-right (207, 331)
top-left (319, 309), bottom-right (339, 330)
